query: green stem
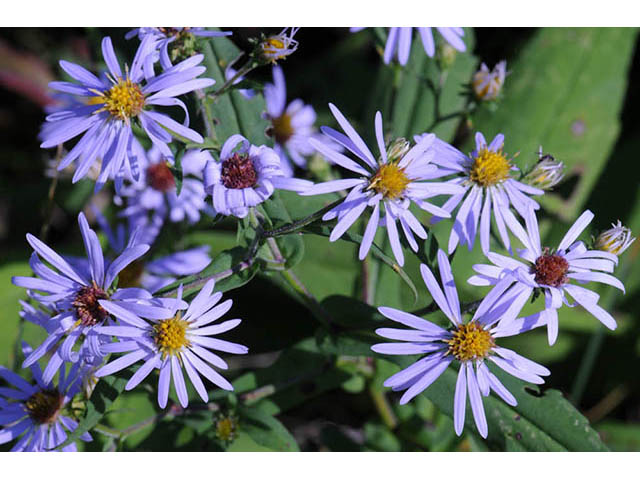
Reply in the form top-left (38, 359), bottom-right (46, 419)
top-left (40, 144), bottom-right (63, 242)
top-left (194, 88), bottom-right (216, 142)
top-left (369, 384), bottom-right (397, 430)
top-left (209, 62), bottom-right (257, 102)
top-left (261, 199), bottom-right (343, 238)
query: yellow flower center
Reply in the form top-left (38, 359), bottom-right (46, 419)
top-left (99, 78), bottom-right (145, 121)
top-left (25, 389), bottom-right (64, 425)
top-left (269, 113), bottom-right (294, 144)
top-left (369, 163), bottom-right (410, 200)
top-left (446, 322), bottom-right (495, 362)
top-left (153, 315), bottom-right (190, 357)
top-left (469, 148), bottom-right (511, 187)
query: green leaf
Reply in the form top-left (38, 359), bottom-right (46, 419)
top-left (55, 371), bottom-right (129, 450)
top-left (303, 224), bottom-right (419, 303)
top-left (237, 405), bottom-right (299, 452)
top-left (468, 27), bottom-right (637, 220)
top-left (154, 245), bottom-right (258, 297)
top-left (201, 35), bottom-right (270, 145)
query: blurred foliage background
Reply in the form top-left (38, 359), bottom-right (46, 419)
top-left (0, 27), bottom-right (639, 451)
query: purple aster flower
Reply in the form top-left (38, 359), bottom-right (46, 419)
top-left (428, 132), bottom-right (544, 255)
top-left (302, 104), bottom-right (465, 267)
top-left (0, 343), bottom-right (92, 451)
top-left (11, 213), bottom-right (151, 383)
top-left (372, 250), bottom-right (550, 439)
top-left (40, 36), bottom-right (214, 191)
top-left (264, 66), bottom-right (318, 175)
top-left (352, 27), bottom-right (466, 66)
top-left (203, 134), bottom-right (313, 218)
top-left (468, 209), bottom-right (625, 345)
top-left (259, 28), bottom-right (300, 63)
top-left (94, 280), bottom-right (247, 408)
top-left (118, 145), bottom-right (213, 226)
top-left (125, 27), bottom-right (232, 72)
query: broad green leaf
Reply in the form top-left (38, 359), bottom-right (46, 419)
top-left (237, 405), bottom-right (299, 451)
top-left (201, 33), bottom-right (270, 146)
top-left (469, 28), bottom-right (637, 220)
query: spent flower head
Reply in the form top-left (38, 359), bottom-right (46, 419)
top-left (258, 28), bottom-right (300, 64)
top-left (468, 209), bottom-right (625, 345)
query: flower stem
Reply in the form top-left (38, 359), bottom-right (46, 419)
top-left (40, 144), bottom-right (63, 242)
top-left (261, 198), bottom-right (343, 238)
top-left (209, 62), bottom-right (257, 102)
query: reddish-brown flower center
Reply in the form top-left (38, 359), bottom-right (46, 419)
top-left (147, 163), bottom-right (176, 192)
top-left (73, 283), bottom-right (109, 327)
top-left (220, 153), bottom-right (258, 189)
top-left (532, 251), bottom-right (569, 287)
top-left (25, 389), bottom-right (64, 424)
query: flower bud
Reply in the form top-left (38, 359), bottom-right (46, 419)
top-left (386, 138), bottom-right (411, 164)
top-left (595, 221), bottom-right (636, 256)
top-left (257, 28), bottom-right (299, 64)
top-left (437, 43), bottom-right (458, 70)
top-left (472, 60), bottom-right (507, 101)
top-left (524, 148), bottom-right (565, 190)
top-left (215, 413), bottom-right (239, 444)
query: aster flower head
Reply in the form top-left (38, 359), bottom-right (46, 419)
top-left (11, 213), bottom-right (151, 383)
top-left (472, 60), bottom-right (507, 101)
top-left (594, 220), bottom-right (636, 256)
top-left (118, 145), bottom-right (213, 226)
top-left (40, 36), bottom-right (214, 191)
top-left (263, 65), bottom-right (321, 175)
top-left (372, 250), bottom-right (550, 439)
top-left (259, 28), bottom-right (300, 63)
top-left (468, 209), bottom-right (625, 345)
top-left (430, 132), bottom-right (544, 255)
top-left (94, 280), bottom-right (248, 408)
top-left (352, 27), bottom-right (465, 66)
top-left (125, 27), bottom-right (232, 71)
top-left (523, 147), bottom-right (565, 191)
top-left (203, 134), bottom-right (313, 218)
top-left (0, 343), bottom-right (92, 451)
top-left (302, 104), bottom-right (464, 267)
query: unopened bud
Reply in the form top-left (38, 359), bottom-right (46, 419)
top-left (437, 43), bottom-right (458, 70)
top-left (524, 148), bottom-right (565, 190)
top-left (257, 28), bottom-right (300, 64)
top-left (215, 413), bottom-right (239, 444)
top-left (386, 138), bottom-right (411, 164)
top-left (595, 221), bottom-right (636, 256)
top-left (472, 60), bottom-right (507, 101)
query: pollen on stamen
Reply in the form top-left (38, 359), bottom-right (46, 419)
top-left (153, 315), bottom-right (190, 358)
top-left (25, 389), bottom-right (64, 425)
top-left (532, 249), bottom-right (569, 287)
top-left (469, 148), bottom-right (511, 187)
top-left (100, 78), bottom-right (145, 121)
top-left (369, 163), bottom-right (410, 200)
top-left (446, 322), bottom-right (495, 362)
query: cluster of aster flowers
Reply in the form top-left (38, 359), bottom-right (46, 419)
top-left (3, 26), bottom-right (636, 452)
